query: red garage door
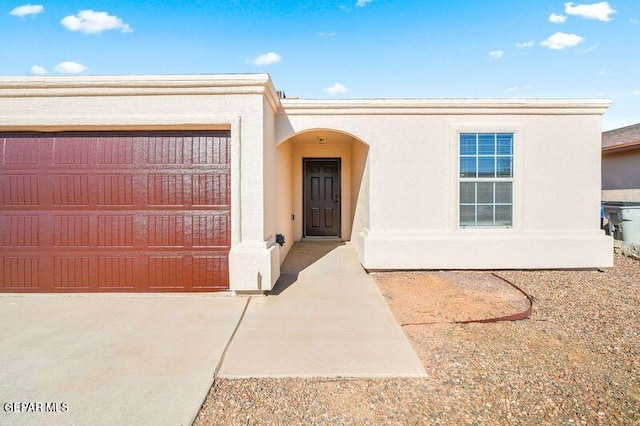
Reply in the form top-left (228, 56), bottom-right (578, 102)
top-left (0, 132), bottom-right (231, 292)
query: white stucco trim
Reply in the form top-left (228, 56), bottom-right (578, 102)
top-left (0, 116), bottom-right (237, 130)
top-left (361, 228), bottom-right (612, 269)
top-left (0, 74), bottom-right (282, 112)
top-left (274, 127), bottom-right (368, 147)
top-left (230, 116), bottom-right (242, 246)
top-left (281, 99), bottom-right (612, 116)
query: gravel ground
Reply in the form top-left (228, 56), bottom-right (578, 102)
top-left (195, 252), bottom-right (639, 425)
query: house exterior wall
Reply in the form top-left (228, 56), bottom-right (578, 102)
top-left (350, 141), bottom-right (370, 253)
top-left (602, 149), bottom-right (640, 202)
top-left (275, 139), bottom-right (294, 262)
top-left (276, 99), bottom-right (613, 269)
top-left (0, 75), bottom-right (613, 294)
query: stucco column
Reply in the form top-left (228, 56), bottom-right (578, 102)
top-left (228, 107), bottom-right (280, 293)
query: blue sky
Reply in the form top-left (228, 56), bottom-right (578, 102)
top-left (2, 0), bottom-right (638, 129)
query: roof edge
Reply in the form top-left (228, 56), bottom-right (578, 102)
top-left (0, 73), bottom-right (272, 85)
top-left (0, 73), bottom-right (282, 111)
top-left (280, 98), bottom-right (612, 115)
top-left (602, 140), bottom-right (640, 153)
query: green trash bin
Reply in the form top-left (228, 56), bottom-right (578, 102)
top-left (602, 201), bottom-right (640, 244)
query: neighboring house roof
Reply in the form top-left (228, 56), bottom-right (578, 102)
top-left (602, 123), bottom-right (640, 153)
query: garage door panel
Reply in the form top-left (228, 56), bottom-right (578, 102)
top-left (97, 174), bottom-right (135, 206)
top-left (147, 174), bottom-right (185, 206)
top-left (192, 172), bottom-right (230, 206)
top-left (3, 215), bottom-right (40, 247)
top-left (54, 256), bottom-right (91, 289)
top-left (143, 134), bottom-right (231, 166)
top-left (147, 215), bottom-right (186, 247)
top-left (97, 256), bottom-right (135, 289)
top-left (148, 255), bottom-right (187, 289)
top-left (193, 255), bottom-right (229, 289)
top-left (53, 215), bottom-right (91, 247)
top-left (3, 211), bottom-right (230, 251)
top-left (191, 213), bottom-right (230, 248)
top-left (97, 136), bottom-right (134, 165)
top-left (193, 135), bottom-right (231, 165)
top-left (1, 256), bottom-right (41, 289)
top-left (54, 137), bottom-right (94, 165)
top-left (97, 215), bottom-right (135, 247)
top-left (0, 131), bottom-right (231, 292)
top-left (0, 251), bottom-right (230, 292)
top-left (146, 136), bottom-right (186, 164)
top-left (4, 136), bottom-right (46, 165)
top-left (3, 174), bottom-right (40, 206)
top-left (2, 172), bottom-right (233, 210)
top-left (52, 174), bottom-right (91, 206)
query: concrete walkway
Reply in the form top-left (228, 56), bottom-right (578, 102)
top-left (219, 241), bottom-right (427, 378)
top-left (0, 295), bottom-right (247, 426)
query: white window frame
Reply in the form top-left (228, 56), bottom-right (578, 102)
top-left (458, 132), bottom-right (514, 228)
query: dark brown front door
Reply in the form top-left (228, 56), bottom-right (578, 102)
top-left (304, 159), bottom-right (340, 237)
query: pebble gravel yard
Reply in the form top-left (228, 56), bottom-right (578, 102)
top-left (195, 252), bottom-right (639, 425)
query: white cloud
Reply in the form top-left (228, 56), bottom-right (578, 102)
top-left (597, 69), bottom-right (606, 76)
top-left (29, 65), bottom-right (47, 75)
top-left (633, 90), bottom-right (640, 96)
top-left (249, 52), bottom-right (281, 66)
top-left (61, 10), bottom-right (132, 34)
top-left (549, 13), bottom-right (567, 23)
top-left (319, 32), bottom-right (337, 38)
top-left (564, 2), bottom-right (616, 22)
top-left (516, 40), bottom-right (535, 49)
top-left (9, 4), bottom-right (43, 17)
top-left (356, 0), bottom-right (372, 6)
top-left (540, 32), bottom-right (584, 50)
top-left (323, 83), bottom-right (348, 94)
top-left (630, 18), bottom-right (638, 24)
top-left (489, 50), bottom-right (504, 59)
top-left (54, 61), bottom-right (87, 74)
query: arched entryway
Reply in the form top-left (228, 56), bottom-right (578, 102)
top-left (275, 129), bottom-right (370, 261)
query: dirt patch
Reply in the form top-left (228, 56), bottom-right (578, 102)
top-left (374, 271), bottom-right (530, 324)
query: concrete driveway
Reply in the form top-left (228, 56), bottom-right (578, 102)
top-left (0, 295), bottom-right (247, 426)
top-left (0, 242), bottom-right (425, 425)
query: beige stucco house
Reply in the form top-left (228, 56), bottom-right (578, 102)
top-left (602, 123), bottom-right (640, 202)
top-left (0, 74), bottom-right (613, 293)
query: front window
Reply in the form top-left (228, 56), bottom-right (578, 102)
top-left (459, 133), bottom-right (513, 227)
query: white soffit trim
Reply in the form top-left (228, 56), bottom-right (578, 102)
top-left (280, 98), bottom-right (612, 116)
